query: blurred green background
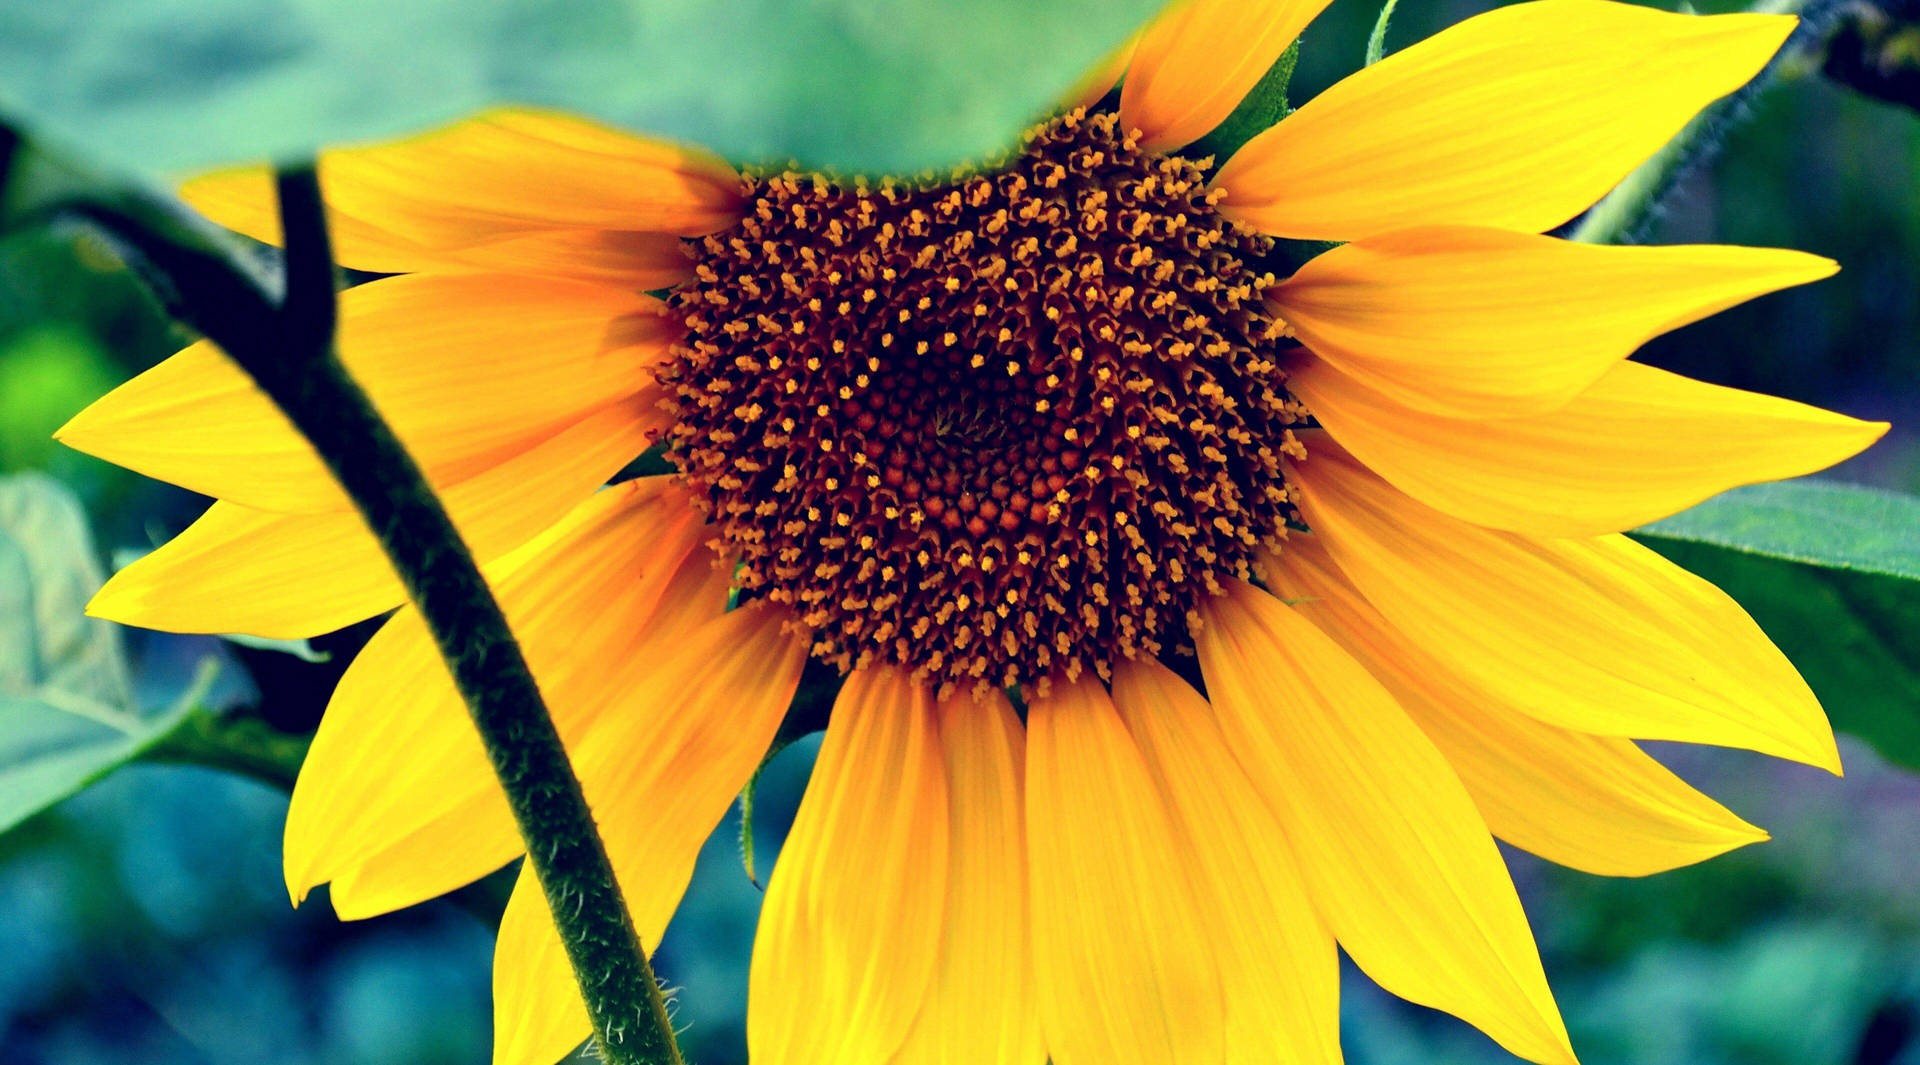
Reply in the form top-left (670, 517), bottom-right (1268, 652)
top-left (1, 0), bottom-right (1918, 1062)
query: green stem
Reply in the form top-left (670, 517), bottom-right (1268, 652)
top-left (72, 171), bottom-right (684, 1065)
top-left (145, 708), bottom-right (312, 791)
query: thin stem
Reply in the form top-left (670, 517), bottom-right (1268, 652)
top-left (262, 166), bottom-right (684, 1065)
top-left (69, 170), bottom-right (684, 1065)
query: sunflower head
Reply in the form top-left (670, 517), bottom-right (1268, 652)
top-left (661, 106), bottom-right (1307, 692)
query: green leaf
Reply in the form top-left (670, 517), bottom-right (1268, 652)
top-left (0, 473), bottom-right (203, 834)
top-left (1189, 40), bottom-right (1300, 166)
top-left (1636, 481), bottom-right (1920, 582)
top-left (1634, 480), bottom-right (1920, 771)
top-left (0, 687), bottom-right (199, 835)
top-left (0, 0), bottom-right (1162, 182)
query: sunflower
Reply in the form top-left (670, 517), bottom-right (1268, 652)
top-left (59, 0), bottom-right (1887, 1062)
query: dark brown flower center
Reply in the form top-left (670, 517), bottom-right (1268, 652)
top-left (660, 108), bottom-right (1306, 692)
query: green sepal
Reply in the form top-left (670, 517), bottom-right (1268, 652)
top-left (1189, 39), bottom-right (1300, 167)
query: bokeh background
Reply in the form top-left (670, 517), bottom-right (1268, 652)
top-left (1, 0), bottom-right (1918, 1062)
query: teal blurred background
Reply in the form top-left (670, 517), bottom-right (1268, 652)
top-left (1, 0), bottom-right (1918, 1062)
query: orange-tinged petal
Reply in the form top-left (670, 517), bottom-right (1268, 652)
top-left (59, 274), bottom-right (670, 512)
top-left (1110, 658), bottom-right (1342, 1065)
top-left (1196, 581), bottom-right (1575, 1065)
top-left (181, 108), bottom-right (741, 272)
top-left (89, 397), bottom-right (659, 637)
top-left (1026, 673), bottom-right (1224, 1065)
top-left (1264, 536), bottom-right (1767, 877)
top-left (495, 600), bottom-right (807, 1065)
top-left (284, 479), bottom-right (707, 908)
top-left (1270, 226), bottom-right (1835, 419)
top-left (1292, 354), bottom-right (1886, 536)
top-left (322, 108), bottom-right (742, 246)
top-left (1214, 1), bottom-right (1794, 240)
top-left (1290, 435), bottom-right (1841, 771)
top-left (180, 164), bottom-right (440, 275)
top-left (422, 229), bottom-right (696, 289)
top-left (893, 689), bottom-right (1045, 1065)
top-left (748, 666), bottom-right (951, 1065)
top-left (1119, 0), bottom-right (1329, 152)
top-left (181, 161), bottom-right (697, 285)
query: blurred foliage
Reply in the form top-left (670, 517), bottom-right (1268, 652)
top-left (0, 0), bottom-right (1919, 1062)
top-left (0, 0), bottom-right (1159, 179)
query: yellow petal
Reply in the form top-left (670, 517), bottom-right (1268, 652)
top-left (748, 665), bottom-right (951, 1065)
top-left (893, 689), bottom-right (1046, 1065)
top-left (1119, 0), bottom-right (1330, 152)
top-left (284, 479), bottom-right (709, 908)
top-left (495, 600), bottom-right (808, 1065)
top-left (179, 164), bottom-right (437, 276)
top-left (1196, 581), bottom-right (1575, 1065)
top-left (1026, 673), bottom-right (1224, 1065)
top-left (1110, 658), bottom-right (1341, 1065)
top-left (1214, 1), bottom-right (1794, 240)
top-left (1290, 435), bottom-right (1841, 771)
top-left (1292, 354), bottom-right (1886, 536)
top-left (325, 796), bottom-right (519, 920)
top-left (421, 229), bottom-right (695, 290)
top-left (1270, 226), bottom-right (1836, 419)
top-left (180, 108), bottom-right (741, 272)
top-left (1264, 536), bottom-right (1767, 876)
top-left (325, 521), bottom-right (740, 921)
top-left (182, 163), bottom-right (699, 285)
top-left (88, 397), bottom-right (658, 638)
top-left (492, 864), bottom-right (590, 1065)
top-left (59, 273), bottom-right (669, 513)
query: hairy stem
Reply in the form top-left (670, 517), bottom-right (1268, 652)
top-left (75, 170), bottom-right (683, 1065)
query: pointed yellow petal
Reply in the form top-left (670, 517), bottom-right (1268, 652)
top-left (1119, 0), bottom-right (1330, 152)
top-left (495, 600), bottom-right (808, 1065)
top-left (893, 689), bottom-right (1046, 1065)
top-left (1292, 354), bottom-right (1886, 536)
top-left (284, 480), bottom-right (709, 908)
top-left (325, 795), bottom-right (519, 920)
top-left (59, 274), bottom-right (669, 513)
top-left (1026, 673), bottom-right (1224, 1065)
top-left (1196, 581), bottom-right (1575, 1065)
top-left (1214, 1), bottom-right (1793, 240)
top-left (1270, 226), bottom-right (1835, 419)
top-left (180, 108), bottom-right (741, 274)
top-left (324, 525), bottom-right (740, 921)
top-left (1110, 658), bottom-right (1342, 1065)
top-left (748, 666), bottom-right (951, 1065)
top-left (1265, 536), bottom-right (1767, 876)
top-left (87, 397), bottom-right (657, 638)
top-left (1290, 435), bottom-right (1841, 771)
